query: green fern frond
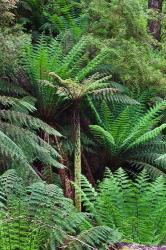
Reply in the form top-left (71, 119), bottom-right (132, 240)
top-left (90, 101), bottom-right (166, 175)
top-left (129, 124), bottom-right (166, 149)
top-left (130, 101), bottom-right (166, 137)
top-left (90, 125), bottom-right (115, 149)
top-left (58, 36), bottom-right (88, 77)
top-left (0, 80), bottom-right (28, 96)
top-left (0, 110), bottom-right (62, 137)
top-left (76, 48), bottom-right (111, 81)
top-left (0, 170), bottom-right (122, 250)
top-left (0, 169), bottom-right (23, 196)
top-left (81, 169), bottom-right (166, 245)
top-left (66, 226), bottom-right (121, 250)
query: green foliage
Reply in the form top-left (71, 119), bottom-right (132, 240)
top-left (0, 27), bottom-right (30, 78)
top-left (0, 83), bottom-right (63, 178)
top-left (22, 35), bottom-right (137, 118)
top-left (107, 39), bottom-right (166, 91)
top-left (0, 0), bottom-right (30, 79)
top-left (17, 0), bottom-right (87, 38)
top-left (80, 168), bottom-right (166, 245)
top-left (90, 100), bottom-right (166, 176)
top-left (78, 0), bottom-right (166, 93)
top-left (22, 35), bottom-right (138, 209)
top-left (0, 0), bottom-right (18, 26)
top-left (0, 169), bottom-right (121, 250)
top-left (1, 1), bottom-right (166, 248)
top-left (81, 0), bottom-right (149, 40)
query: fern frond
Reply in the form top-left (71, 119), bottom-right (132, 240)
top-left (76, 49), bottom-right (111, 81)
top-left (66, 226), bottom-right (121, 250)
top-left (0, 130), bottom-right (28, 164)
top-left (129, 160), bottom-right (166, 177)
top-left (58, 36), bottom-right (88, 77)
top-left (90, 87), bottom-right (118, 100)
top-left (0, 169), bottom-right (23, 196)
top-left (90, 125), bottom-right (115, 149)
top-left (0, 80), bottom-right (28, 96)
top-left (129, 124), bottom-right (166, 149)
top-left (90, 100), bottom-right (166, 175)
top-left (81, 169), bottom-right (166, 245)
top-left (0, 110), bottom-right (61, 137)
top-left (130, 101), bottom-right (166, 138)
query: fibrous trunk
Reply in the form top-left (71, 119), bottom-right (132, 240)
top-left (82, 153), bottom-right (95, 187)
top-left (148, 0), bottom-right (164, 41)
top-left (73, 106), bottom-right (81, 211)
top-left (59, 164), bottom-right (73, 199)
top-left (54, 137), bottom-right (73, 199)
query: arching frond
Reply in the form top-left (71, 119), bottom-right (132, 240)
top-left (0, 80), bottom-right (28, 96)
top-left (0, 110), bottom-right (61, 137)
top-left (90, 101), bottom-right (166, 175)
top-left (80, 169), bottom-right (166, 245)
top-left (90, 125), bottom-right (115, 149)
top-left (0, 170), bottom-right (121, 250)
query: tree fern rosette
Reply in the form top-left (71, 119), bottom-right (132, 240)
top-left (90, 100), bottom-right (166, 175)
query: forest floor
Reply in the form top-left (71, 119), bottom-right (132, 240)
top-left (110, 244), bottom-right (166, 250)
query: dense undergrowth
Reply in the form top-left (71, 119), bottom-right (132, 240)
top-left (0, 0), bottom-right (166, 249)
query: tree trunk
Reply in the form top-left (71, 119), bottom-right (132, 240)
top-left (59, 167), bottom-right (73, 199)
top-left (148, 0), bottom-right (164, 41)
top-left (73, 106), bottom-right (81, 211)
top-left (82, 153), bottom-right (95, 187)
top-left (54, 137), bottom-right (73, 199)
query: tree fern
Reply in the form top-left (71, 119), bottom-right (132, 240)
top-left (90, 101), bottom-right (166, 176)
top-left (21, 35), bottom-right (138, 210)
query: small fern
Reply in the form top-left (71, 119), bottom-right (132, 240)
top-left (80, 168), bottom-right (166, 246)
top-left (0, 170), bottom-right (121, 250)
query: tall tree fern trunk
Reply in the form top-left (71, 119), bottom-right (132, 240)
top-left (148, 0), bottom-right (164, 41)
top-left (73, 106), bottom-right (81, 211)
